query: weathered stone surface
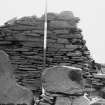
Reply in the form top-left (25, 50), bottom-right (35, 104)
top-left (53, 29), bottom-right (69, 34)
top-left (57, 38), bottom-right (69, 44)
top-left (55, 96), bottom-right (71, 105)
top-left (0, 50), bottom-right (33, 104)
top-left (57, 11), bottom-right (75, 20)
top-left (49, 20), bottom-right (76, 28)
top-left (0, 41), bottom-right (12, 45)
top-left (73, 96), bottom-right (90, 105)
top-left (42, 66), bottom-right (83, 94)
top-left (65, 44), bottom-right (80, 49)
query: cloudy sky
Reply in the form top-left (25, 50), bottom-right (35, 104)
top-left (0, 0), bottom-right (105, 63)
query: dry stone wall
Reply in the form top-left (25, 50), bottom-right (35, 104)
top-left (0, 11), bottom-right (103, 95)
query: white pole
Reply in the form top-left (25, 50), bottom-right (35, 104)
top-left (43, 0), bottom-right (47, 69)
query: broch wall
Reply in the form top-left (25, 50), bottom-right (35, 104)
top-left (0, 11), bottom-right (104, 97)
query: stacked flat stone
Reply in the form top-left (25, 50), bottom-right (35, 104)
top-left (0, 11), bottom-right (99, 94)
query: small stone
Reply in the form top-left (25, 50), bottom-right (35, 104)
top-left (53, 29), bottom-right (69, 34)
top-left (22, 41), bottom-right (43, 47)
top-left (65, 44), bottom-right (78, 49)
top-left (57, 38), bottom-right (69, 44)
top-left (0, 41), bottom-right (12, 45)
top-left (55, 97), bottom-right (71, 105)
top-left (67, 51), bottom-right (82, 57)
top-left (41, 12), bottom-right (57, 20)
top-left (48, 43), bottom-right (64, 49)
top-left (31, 30), bottom-right (44, 34)
top-left (49, 20), bottom-right (75, 28)
top-left (47, 39), bottom-right (57, 43)
top-left (25, 33), bottom-right (41, 36)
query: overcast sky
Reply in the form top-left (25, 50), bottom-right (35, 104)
top-left (0, 0), bottom-right (105, 63)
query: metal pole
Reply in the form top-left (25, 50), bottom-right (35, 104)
top-left (43, 0), bottom-right (47, 69)
top-left (41, 0), bottom-right (47, 97)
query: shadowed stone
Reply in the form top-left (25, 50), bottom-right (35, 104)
top-left (0, 50), bottom-right (33, 104)
top-left (68, 70), bottom-right (82, 84)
